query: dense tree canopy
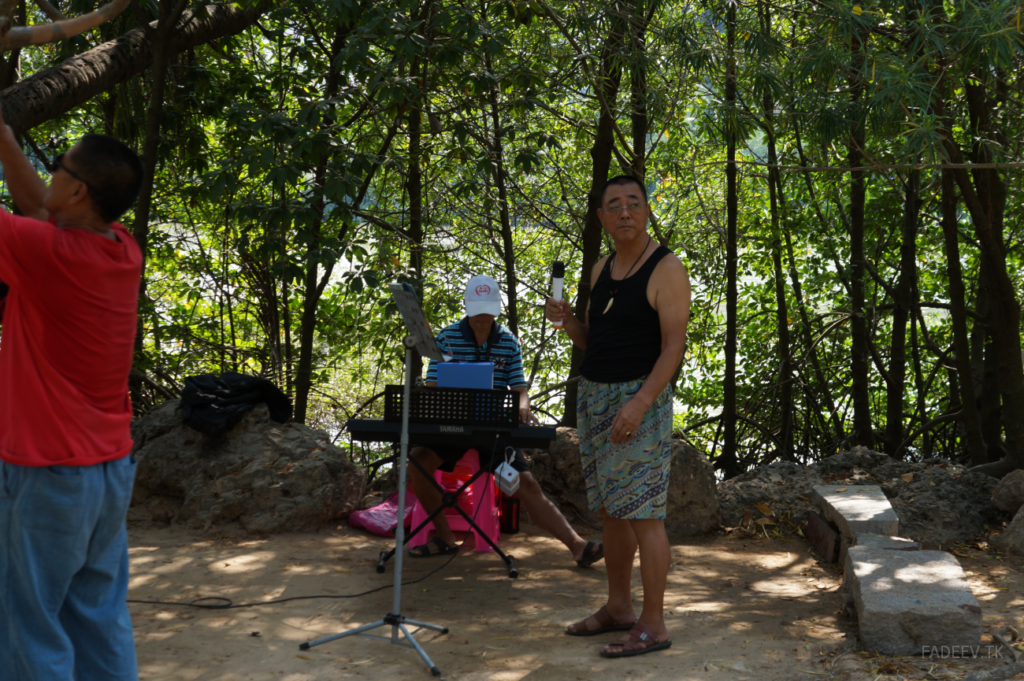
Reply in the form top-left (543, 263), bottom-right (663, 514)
top-left (1, 0), bottom-right (1022, 479)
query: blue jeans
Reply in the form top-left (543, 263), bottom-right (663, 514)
top-left (0, 455), bottom-right (139, 681)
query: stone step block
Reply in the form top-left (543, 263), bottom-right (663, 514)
top-left (840, 532), bottom-right (921, 567)
top-left (846, 546), bottom-right (981, 655)
top-left (856, 533), bottom-right (921, 551)
top-left (812, 485), bottom-right (899, 540)
top-left (840, 534), bottom-right (923, 605)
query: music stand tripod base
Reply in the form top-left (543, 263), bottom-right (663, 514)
top-left (300, 331), bottom-right (448, 675)
top-left (299, 613), bottom-right (448, 677)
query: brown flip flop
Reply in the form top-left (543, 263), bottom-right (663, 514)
top-left (600, 623), bottom-right (672, 657)
top-left (565, 605), bottom-right (636, 637)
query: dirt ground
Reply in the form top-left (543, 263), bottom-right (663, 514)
top-left (127, 519), bottom-right (1024, 681)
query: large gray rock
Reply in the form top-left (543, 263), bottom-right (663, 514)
top-left (526, 427), bottom-right (595, 524)
top-left (846, 546), bottom-right (981, 655)
top-left (992, 469), bottom-right (1024, 514)
top-left (131, 400), bottom-right (366, 534)
top-left (665, 440), bottom-right (720, 537)
top-left (991, 505), bottom-right (1024, 555)
top-left (527, 429), bottom-right (719, 535)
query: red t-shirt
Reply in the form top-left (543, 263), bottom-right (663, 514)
top-left (0, 211), bottom-right (141, 466)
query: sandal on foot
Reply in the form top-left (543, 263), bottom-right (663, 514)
top-left (575, 540), bottom-right (604, 568)
top-left (565, 605), bottom-right (636, 637)
top-left (599, 623), bottom-right (672, 658)
top-left (409, 537), bottom-right (458, 558)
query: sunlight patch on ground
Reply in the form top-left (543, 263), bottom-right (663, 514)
top-left (203, 550), bottom-right (278, 573)
top-left (129, 546), bottom-right (161, 558)
top-left (452, 669), bottom-right (541, 681)
top-left (128, 574), bottom-right (157, 589)
top-left (138, 662), bottom-right (195, 681)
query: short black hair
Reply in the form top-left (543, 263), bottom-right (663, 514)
top-left (599, 175), bottom-right (648, 205)
top-left (70, 134), bottom-right (144, 223)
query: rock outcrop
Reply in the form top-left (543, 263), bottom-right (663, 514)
top-left (527, 429), bottom-right (720, 536)
top-left (131, 400), bottom-right (366, 534)
top-left (526, 427), bottom-right (596, 524)
top-left (718, 446), bottom-right (1001, 547)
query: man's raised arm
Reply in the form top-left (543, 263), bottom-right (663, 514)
top-left (0, 104), bottom-right (48, 221)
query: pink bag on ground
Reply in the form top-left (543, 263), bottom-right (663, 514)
top-left (347, 491), bottom-right (416, 538)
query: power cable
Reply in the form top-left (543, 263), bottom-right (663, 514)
top-left (127, 439), bottom-right (505, 611)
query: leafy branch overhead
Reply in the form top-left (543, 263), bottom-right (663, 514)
top-left (0, 0), bottom-right (129, 51)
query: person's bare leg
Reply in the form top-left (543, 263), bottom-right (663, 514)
top-left (602, 518), bottom-right (670, 653)
top-left (515, 472), bottom-right (592, 561)
top-left (407, 447), bottom-right (455, 548)
top-left (566, 507), bottom-right (637, 634)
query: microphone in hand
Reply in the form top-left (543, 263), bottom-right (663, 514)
top-left (551, 261), bottom-right (565, 328)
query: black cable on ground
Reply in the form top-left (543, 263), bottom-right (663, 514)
top-left (125, 548), bottom-right (460, 610)
top-left (127, 439), bottom-right (505, 611)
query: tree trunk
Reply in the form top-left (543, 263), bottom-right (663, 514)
top-left (719, 0), bottom-right (740, 477)
top-left (758, 0), bottom-right (792, 462)
top-left (0, 1), bottom-right (269, 135)
top-left (628, 0), bottom-right (648, 180)
top-left (940, 168), bottom-right (986, 465)
top-left (883, 170), bottom-right (918, 456)
top-left (484, 48), bottom-right (519, 336)
top-left (848, 25), bottom-right (873, 449)
top-left (407, 59), bottom-right (425, 376)
top-left (941, 87), bottom-right (1022, 476)
top-left (130, 0), bottom-right (190, 388)
top-left (293, 21), bottom-right (362, 422)
top-left (562, 31), bottom-right (623, 427)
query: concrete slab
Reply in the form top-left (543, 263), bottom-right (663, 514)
top-left (856, 533), bottom-right (921, 551)
top-left (812, 485), bottom-right (899, 539)
top-left (839, 532), bottom-right (921, 568)
top-left (846, 546), bottom-right (981, 655)
top-left (840, 534), bottom-right (923, 603)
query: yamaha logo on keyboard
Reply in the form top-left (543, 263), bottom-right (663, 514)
top-left (439, 425), bottom-right (465, 433)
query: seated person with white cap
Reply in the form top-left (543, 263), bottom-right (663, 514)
top-left (407, 274), bottom-right (603, 568)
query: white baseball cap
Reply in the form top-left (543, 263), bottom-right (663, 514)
top-left (464, 275), bottom-right (501, 317)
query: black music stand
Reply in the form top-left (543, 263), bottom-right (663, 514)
top-left (299, 283), bottom-right (448, 676)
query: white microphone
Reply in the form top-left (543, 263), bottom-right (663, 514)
top-left (551, 261), bottom-right (565, 329)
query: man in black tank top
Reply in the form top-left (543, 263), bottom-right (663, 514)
top-left (546, 176), bottom-right (691, 658)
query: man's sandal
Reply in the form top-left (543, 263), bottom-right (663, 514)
top-left (599, 623), bottom-right (672, 658)
top-left (409, 537), bottom-right (458, 558)
top-left (565, 605), bottom-right (636, 637)
top-left (575, 540), bottom-right (604, 568)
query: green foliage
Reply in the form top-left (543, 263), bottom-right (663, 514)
top-left (2, 0), bottom-right (1022, 475)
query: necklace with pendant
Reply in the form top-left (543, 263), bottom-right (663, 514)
top-left (603, 235), bottom-right (653, 314)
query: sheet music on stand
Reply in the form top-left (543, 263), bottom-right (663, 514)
top-left (388, 283), bottom-right (445, 362)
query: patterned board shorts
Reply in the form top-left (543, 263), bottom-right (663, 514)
top-left (576, 376), bottom-right (673, 520)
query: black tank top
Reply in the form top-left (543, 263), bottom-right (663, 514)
top-left (580, 244), bottom-right (671, 383)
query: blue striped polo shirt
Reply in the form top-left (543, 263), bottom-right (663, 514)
top-left (426, 318), bottom-right (527, 389)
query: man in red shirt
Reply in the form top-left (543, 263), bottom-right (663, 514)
top-left (0, 103), bottom-right (144, 681)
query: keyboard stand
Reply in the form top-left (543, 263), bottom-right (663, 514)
top-left (376, 454), bottom-right (519, 578)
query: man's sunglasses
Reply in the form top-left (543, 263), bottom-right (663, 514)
top-left (51, 152), bottom-right (95, 194)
